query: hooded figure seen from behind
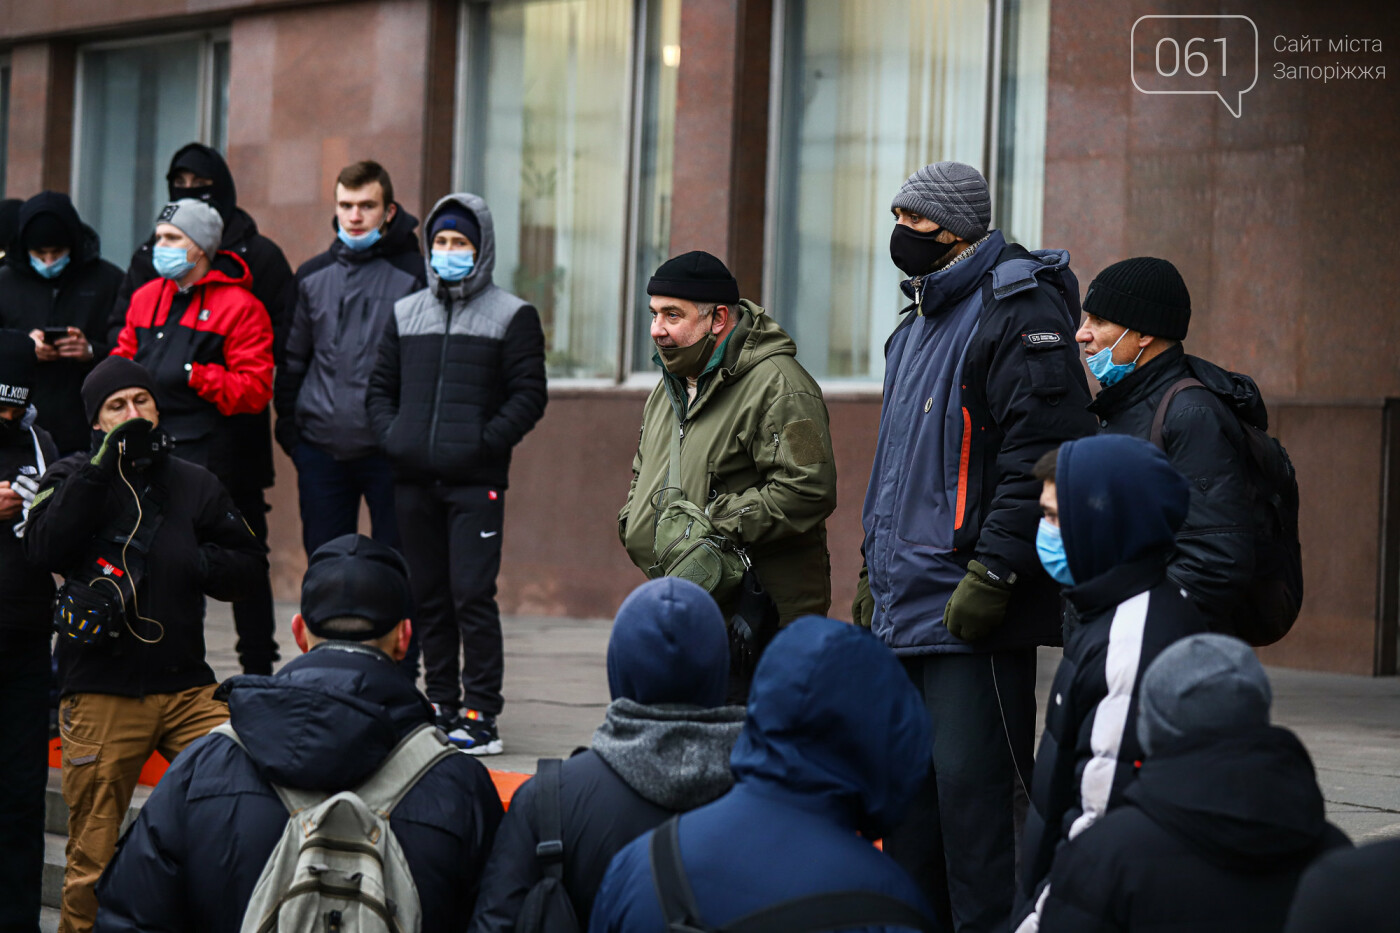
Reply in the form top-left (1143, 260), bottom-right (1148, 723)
top-left (1037, 634), bottom-right (1351, 933)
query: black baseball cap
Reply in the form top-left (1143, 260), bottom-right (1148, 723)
top-left (301, 534), bottom-right (412, 640)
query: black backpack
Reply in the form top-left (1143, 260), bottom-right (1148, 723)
top-left (1151, 376), bottom-right (1303, 646)
top-left (647, 817), bottom-right (939, 933)
top-left (517, 759), bottom-right (583, 933)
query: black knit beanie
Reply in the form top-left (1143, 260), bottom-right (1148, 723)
top-left (1083, 257), bottom-right (1192, 341)
top-left (646, 251), bottom-right (740, 305)
top-left (82, 356), bottom-right (158, 425)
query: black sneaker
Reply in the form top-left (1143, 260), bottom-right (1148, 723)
top-left (453, 708), bottom-right (503, 756)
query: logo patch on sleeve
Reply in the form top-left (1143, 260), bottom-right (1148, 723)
top-left (1022, 331), bottom-right (1064, 349)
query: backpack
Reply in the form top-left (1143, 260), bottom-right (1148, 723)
top-left (647, 817), bottom-right (939, 933)
top-left (517, 758), bottom-right (583, 933)
top-left (1151, 376), bottom-right (1304, 646)
top-left (212, 721), bottom-right (457, 933)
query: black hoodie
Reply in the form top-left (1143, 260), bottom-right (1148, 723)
top-left (0, 192), bottom-right (125, 454)
top-left (273, 204), bottom-right (424, 458)
top-left (1037, 727), bottom-right (1350, 933)
top-left (108, 144), bottom-right (295, 489)
top-left (93, 642), bottom-right (504, 933)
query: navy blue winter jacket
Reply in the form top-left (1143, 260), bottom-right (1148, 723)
top-left (588, 617), bottom-right (938, 933)
top-left (1019, 435), bottom-right (1206, 906)
top-left (93, 642), bottom-right (504, 933)
top-left (863, 231), bottom-right (1096, 655)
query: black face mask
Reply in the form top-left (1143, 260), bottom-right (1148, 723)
top-left (0, 414), bottom-right (26, 440)
top-left (889, 224), bottom-right (957, 278)
top-left (170, 183), bottom-right (217, 205)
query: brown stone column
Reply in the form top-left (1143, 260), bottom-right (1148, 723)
top-left (4, 41), bottom-right (75, 196)
top-left (670, 0), bottom-right (771, 296)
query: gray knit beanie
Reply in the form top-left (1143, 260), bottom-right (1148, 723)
top-left (1137, 634), bottom-right (1272, 756)
top-left (155, 198), bottom-right (224, 261)
top-left (890, 162), bottom-right (992, 241)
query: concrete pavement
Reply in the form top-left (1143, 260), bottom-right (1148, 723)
top-left (210, 602), bottom-right (1400, 842)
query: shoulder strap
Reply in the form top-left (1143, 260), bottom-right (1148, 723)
top-left (1149, 378), bottom-right (1206, 450)
top-left (353, 723), bottom-right (458, 815)
top-left (649, 817), bottom-right (710, 933)
top-left (722, 891), bottom-right (940, 933)
top-left (534, 758), bottom-right (566, 881)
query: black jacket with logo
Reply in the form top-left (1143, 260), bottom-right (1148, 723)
top-left (1087, 345), bottom-right (1261, 631)
top-left (25, 444), bottom-right (267, 697)
top-left (0, 193), bottom-right (124, 454)
top-left (0, 411), bottom-right (59, 636)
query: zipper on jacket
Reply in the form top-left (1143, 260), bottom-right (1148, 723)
top-left (427, 301), bottom-right (455, 461)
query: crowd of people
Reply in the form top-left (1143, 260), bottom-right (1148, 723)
top-left (0, 149), bottom-right (1390, 933)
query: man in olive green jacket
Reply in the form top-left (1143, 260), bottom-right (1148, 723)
top-left (619, 251), bottom-right (837, 628)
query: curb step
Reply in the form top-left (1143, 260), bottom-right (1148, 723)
top-left (42, 768), bottom-right (150, 910)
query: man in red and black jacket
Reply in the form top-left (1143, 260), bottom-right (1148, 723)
top-left (112, 199), bottom-right (273, 485)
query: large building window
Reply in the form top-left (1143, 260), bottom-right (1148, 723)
top-left (456, 0), bottom-right (678, 382)
top-left (72, 32), bottom-right (230, 267)
top-left (767, 0), bottom-right (1050, 382)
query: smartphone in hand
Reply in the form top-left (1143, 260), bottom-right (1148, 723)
top-left (42, 327), bottom-right (72, 344)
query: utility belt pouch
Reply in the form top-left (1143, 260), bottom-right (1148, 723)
top-left (54, 561), bottom-right (130, 650)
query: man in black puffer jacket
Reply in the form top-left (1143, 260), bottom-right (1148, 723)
top-left (470, 578), bottom-right (743, 931)
top-left (367, 193), bottom-right (547, 756)
top-left (1015, 435), bottom-right (1206, 929)
top-left (1036, 634), bottom-right (1351, 933)
top-left (94, 534), bottom-right (505, 933)
top-left (1077, 258), bottom-right (1263, 634)
top-left (109, 143), bottom-right (293, 677)
top-left (0, 331), bottom-right (60, 933)
top-left (0, 191), bottom-right (124, 455)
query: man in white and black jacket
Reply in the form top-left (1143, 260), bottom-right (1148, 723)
top-left (366, 193), bottom-right (547, 755)
top-left (1015, 433), bottom-right (1207, 930)
top-left (0, 328), bottom-right (60, 933)
top-left (25, 356), bottom-right (266, 933)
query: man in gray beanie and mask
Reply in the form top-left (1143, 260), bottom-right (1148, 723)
top-left (1034, 634), bottom-right (1350, 932)
top-left (856, 161), bottom-right (1096, 930)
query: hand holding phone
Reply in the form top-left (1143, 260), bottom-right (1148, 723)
top-left (42, 327), bottom-right (71, 344)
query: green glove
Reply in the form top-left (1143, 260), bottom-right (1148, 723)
top-left (90, 419), bottom-right (152, 473)
top-left (852, 563), bottom-right (874, 628)
top-left (943, 560), bottom-right (1015, 642)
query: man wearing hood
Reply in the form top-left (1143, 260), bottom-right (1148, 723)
top-left (0, 191), bottom-right (124, 454)
top-left (367, 193), bottom-right (547, 755)
top-left (1036, 634), bottom-right (1351, 932)
top-left (856, 162), bottom-right (1096, 932)
top-left (110, 143), bottom-right (292, 677)
top-left (275, 160), bottom-right (422, 559)
top-left (618, 251), bottom-right (838, 694)
top-left (1077, 257), bottom-right (1265, 636)
top-left (24, 356), bottom-right (267, 933)
top-left (92, 533), bottom-right (505, 933)
top-left (1015, 434), bottom-right (1207, 929)
top-left (112, 199), bottom-right (276, 677)
top-left (471, 577), bottom-right (744, 931)
top-left (0, 329), bottom-right (60, 933)
top-left (589, 615), bottom-right (937, 933)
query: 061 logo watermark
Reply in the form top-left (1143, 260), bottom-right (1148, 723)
top-left (1131, 15), bottom-right (1259, 117)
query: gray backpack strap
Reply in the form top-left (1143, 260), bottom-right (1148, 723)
top-left (353, 723), bottom-right (459, 816)
top-left (1149, 378), bottom-right (1206, 450)
top-left (209, 721), bottom-right (323, 814)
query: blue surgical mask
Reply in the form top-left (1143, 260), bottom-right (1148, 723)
top-left (337, 226), bottom-right (382, 251)
top-left (30, 254), bottom-right (70, 279)
top-left (1085, 328), bottom-right (1144, 388)
top-left (431, 249), bottom-right (475, 282)
top-left (1037, 518), bottom-right (1075, 586)
top-left (153, 245), bottom-right (197, 281)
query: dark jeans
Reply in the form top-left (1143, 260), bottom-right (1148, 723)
top-left (396, 483), bottom-right (504, 716)
top-left (0, 631), bottom-right (53, 933)
top-left (290, 442), bottom-right (401, 555)
top-left (228, 485), bottom-right (280, 676)
top-left (884, 649), bottom-right (1038, 933)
